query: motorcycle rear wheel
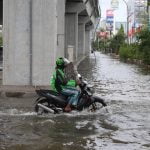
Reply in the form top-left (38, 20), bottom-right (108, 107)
top-left (35, 98), bottom-right (49, 114)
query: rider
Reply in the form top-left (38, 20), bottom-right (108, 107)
top-left (50, 57), bottom-right (80, 112)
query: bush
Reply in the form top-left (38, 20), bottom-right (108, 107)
top-left (138, 28), bottom-right (150, 65)
top-left (119, 44), bottom-right (139, 61)
top-left (119, 44), bottom-right (129, 60)
top-left (142, 46), bottom-right (150, 65)
top-left (119, 28), bottom-right (150, 65)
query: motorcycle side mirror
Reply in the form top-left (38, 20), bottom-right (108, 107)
top-left (77, 74), bottom-right (82, 80)
top-left (83, 80), bottom-right (88, 85)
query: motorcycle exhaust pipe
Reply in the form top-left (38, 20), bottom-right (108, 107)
top-left (37, 103), bottom-right (55, 114)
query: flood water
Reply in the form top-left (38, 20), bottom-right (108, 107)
top-left (0, 52), bottom-right (150, 150)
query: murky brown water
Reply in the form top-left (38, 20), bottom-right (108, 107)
top-left (0, 52), bottom-right (150, 150)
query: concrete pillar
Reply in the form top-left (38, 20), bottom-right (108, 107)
top-left (67, 45), bottom-right (74, 62)
top-left (78, 23), bottom-right (85, 60)
top-left (32, 0), bottom-right (57, 85)
top-left (3, 0), bottom-right (57, 85)
top-left (65, 13), bottom-right (78, 62)
top-left (3, 0), bottom-right (31, 85)
top-left (56, 0), bottom-right (65, 58)
top-left (85, 29), bottom-right (90, 55)
top-left (77, 16), bottom-right (90, 60)
top-left (0, 0), bottom-right (2, 25)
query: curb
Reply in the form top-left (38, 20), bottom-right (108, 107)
top-left (0, 85), bottom-right (50, 98)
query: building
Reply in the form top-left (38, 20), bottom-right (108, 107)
top-left (127, 0), bottom-right (148, 42)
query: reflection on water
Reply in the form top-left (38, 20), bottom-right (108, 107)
top-left (0, 52), bottom-right (150, 150)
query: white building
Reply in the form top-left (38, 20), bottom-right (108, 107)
top-left (127, 0), bottom-right (148, 42)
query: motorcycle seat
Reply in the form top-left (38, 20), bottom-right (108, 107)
top-left (36, 89), bottom-right (68, 100)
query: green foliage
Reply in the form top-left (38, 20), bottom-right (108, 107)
top-left (98, 40), bottom-right (105, 50)
top-left (141, 46), bottom-right (150, 65)
top-left (119, 28), bottom-right (150, 65)
top-left (119, 44), bottom-right (140, 60)
top-left (97, 25), bottom-right (150, 66)
top-left (138, 28), bottom-right (150, 47)
top-left (119, 24), bottom-right (125, 35)
top-left (138, 28), bottom-right (150, 64)
top-left (110, 24), bottom-right (125, 54)
top-left (92, 39), bottom-right (99, 50)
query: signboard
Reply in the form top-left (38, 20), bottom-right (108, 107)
top-left (99, 32), bottom-right (107, 37)
top-left (106, 9), bottom-right (114, 23)
top-left (98, 31), bottom-right (108, 39)
top-left (106, 9), bottom-right (114, 31)
top-left (106, 16), bottom-right (114, 23)
top-left (106, 9), bottom-right (114, 16)
top-left (111, 0), bottom-right (119, 9)
top-left (106, 23), bottom-right (114, 31)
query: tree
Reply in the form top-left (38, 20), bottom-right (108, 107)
top-left (110, 24), bottom-right (125, 54)
top-left (138, 28), bottom-right (150, 64)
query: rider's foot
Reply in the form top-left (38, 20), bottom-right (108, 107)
top-left (64, 104), bottom-right (72, 112)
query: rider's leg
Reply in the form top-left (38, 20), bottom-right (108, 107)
top-left (61, 88), bottom-right (80, 112)
top-left (68, 90), bottom-right (79, 106)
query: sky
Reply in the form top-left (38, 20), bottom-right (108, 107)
top-left (99, 0), bottom-right (128, 22)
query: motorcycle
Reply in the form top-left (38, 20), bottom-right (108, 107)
top-left (34, 75), bottom-right (107, 114)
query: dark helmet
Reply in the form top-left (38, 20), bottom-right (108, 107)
top-left (56, 57), bottom-right (70, 68)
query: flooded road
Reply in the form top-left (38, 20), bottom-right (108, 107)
top-left (0, 52), bottom-right (150, 150)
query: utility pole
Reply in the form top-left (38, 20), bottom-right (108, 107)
top-left (122, 0), bottom-right (129, 44)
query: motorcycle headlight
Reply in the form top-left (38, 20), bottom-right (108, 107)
top-left (86, 90), bottom-right (92, 96)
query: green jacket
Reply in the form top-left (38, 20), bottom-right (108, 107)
top-left (50, 68), bottom-right (76, 92)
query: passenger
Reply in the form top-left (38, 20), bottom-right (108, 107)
top-left (50, 57), bottom-right (80, 112)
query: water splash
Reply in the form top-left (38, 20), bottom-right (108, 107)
top-left (0, 109), bottom-right (37, 116)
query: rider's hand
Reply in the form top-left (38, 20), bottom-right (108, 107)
top-left (76, 79), bottom-right (81, 85)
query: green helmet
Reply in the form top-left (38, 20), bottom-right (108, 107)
top-left (56, 57), bottom-right (70, 68)
top-left (56, 57), bottom-right (65, 68)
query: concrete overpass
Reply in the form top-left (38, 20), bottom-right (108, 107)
top-left (2, 0), bottom-right (100, 86)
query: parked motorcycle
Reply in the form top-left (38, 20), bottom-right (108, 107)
top-left (34, 75), bottom-right (107, 114)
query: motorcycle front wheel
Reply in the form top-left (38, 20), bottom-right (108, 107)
top-left (88, 96), bottom-right (107, 111)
